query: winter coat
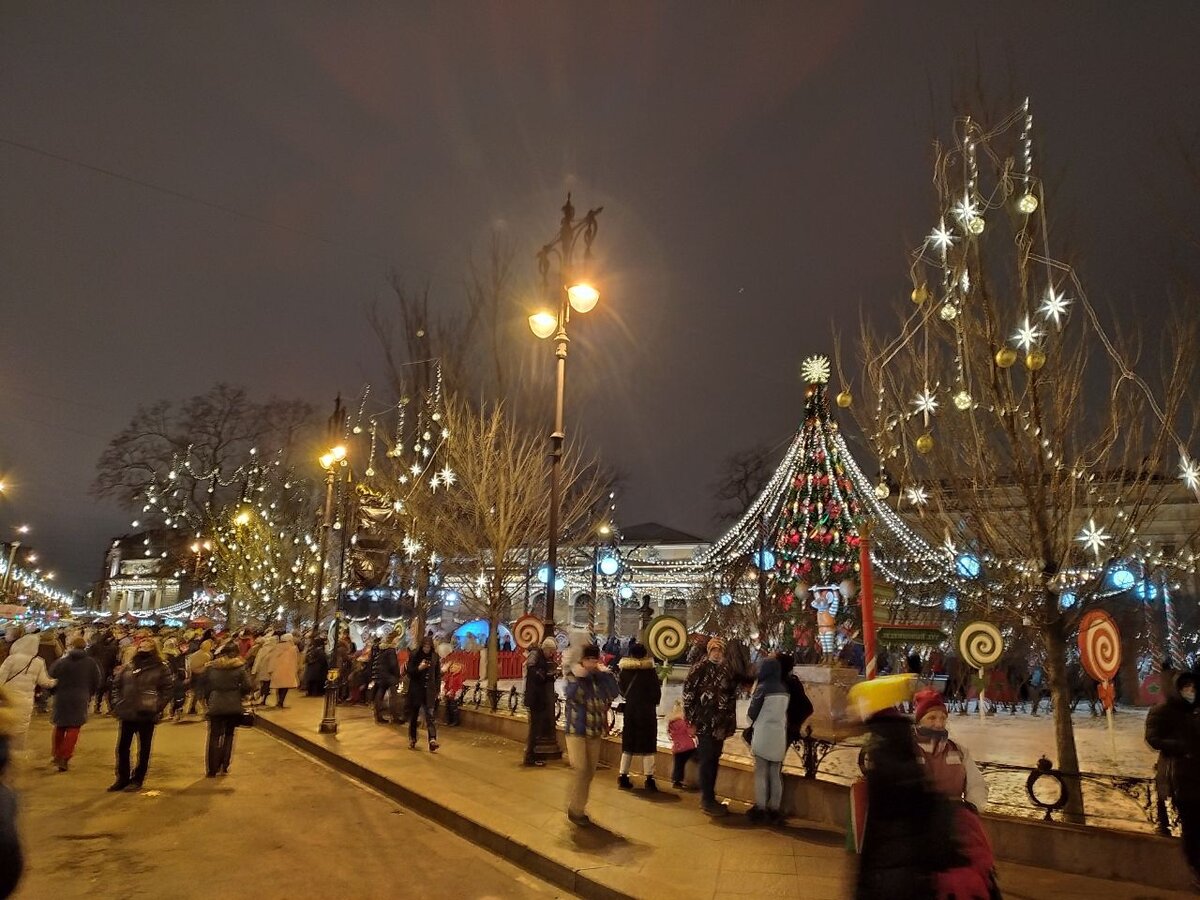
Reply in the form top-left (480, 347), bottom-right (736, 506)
top-left (303, 645), bottom-right (328, 686)
top-left (0, 635), bottom-right (55, 738)
top-left (48, 649), bottom-right (101, 729)
top-left (855, 710), bottom-right (961, 900)
top-left (618, 657), bottom-right (661, 754)
top-left (252, 637), bottom-right (277, 682)
top-left (783, 672), bottom-right (814, 745)
top-left (682, 657), bottom-right (737, 739)
top-left (89, 634), bottom-right (119, 674)
top-left (203, 656), bottom-right (254, 716)
top-left (372, 646), bottom-right (400, 685)
top-left (268, 636), bottom-right (300, 689)
top-left (36, 633), bottom-right (62, 670)
top-left (406, 647), bottom-right (441, 707)
top-left (563, 665), bottom-right (619, 737)
top-left (523, 649), bottom-right (555, 713)
top-left (668, 717), bottom-right (696, 753)
top-left (915, 734), bottom-right (988, 810)
top-left (1145, 673), bottom-right (1200, 806)
top-left (748, 659), bottom-right (789, 762)
top-left (112, 652), bottom-right (174, 722)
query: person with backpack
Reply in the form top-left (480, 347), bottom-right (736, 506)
top-left (47, 636), bottom-right (102, 771)
top-left (108, 635), bottom-right (173, 792)
top-left (0, 634), bottom-right (55, 753)
top-left (203, 643), bottom-right (254, 777)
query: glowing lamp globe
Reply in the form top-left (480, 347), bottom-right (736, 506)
top-left (536, 565), bottom-right (551, 585)
top-left (619, 585), bottom-right (634, 600)
top-left (966, 216), bottom-right (986, 235)
top-left (528, 311), bottom-right (558, 339)
top-left (953, 390), bottom-right (972, 411)
top-left (719, 592), bottom-right (733, 607)
top-left (598, 554), bottom-right (620, 577)
top-left (1016, 193), bottom-right (1039, 214)
top-left (954, 553), bottom-right (982, 580)
top-left (567, 283), bottom-right (599, 313)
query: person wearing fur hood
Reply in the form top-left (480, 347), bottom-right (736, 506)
top-left (617, 643), bottom-right (661, 791)
top-left (0, 634), bottom-right (56, 753)
top-left (202, 643), bottom-right (254, 777)
top-left (252, 634), bottom-right (277, 705)
top-left (268, 633), bottom-right (300, 708)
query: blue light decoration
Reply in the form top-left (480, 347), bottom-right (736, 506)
top-left (753, 548), bottom-right (776, 571)
top-left (597, 554), bottom-right (620, 577)
top-left (1134, 579), bottom-right (1158, 602)
top-left (536, 565), bottom-right (550, 585)
top-left (1059, 591), bottom-right (1077, 610)
top-left (619, 585), bottom-right (634, 600)
top-left (719, 592), bottom-right (734, 607)
top-left (955, 553), bottom-right (982, 580)
top-left (1107, 564), bottom-right (1136, 592)
top-left (442, 590), bottom-right (459, 608)
top-left (942, 595), bottom-right (958, 612)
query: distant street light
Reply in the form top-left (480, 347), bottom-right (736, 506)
top-left (528, 193), bottom-right (602, 633)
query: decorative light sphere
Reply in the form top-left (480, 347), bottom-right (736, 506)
top-left (939, 302), bottom-right (959, 322)
top-left (836, 390), bottom-right (853, 408)
top-left (911, 284), bottom-right (930, 304)
top-left (719, 592), bottom-right (733, 607)
top-left (1025, 349), bottom-right (1048, 371)
top-left (995, 347), bottom-right (1018, 368)
top-left (953, 390), bottom-right (972, 411)
top-left (916, 433), bottom-right (934, 454)
top-left (598, 554), bottom-right (620, 577)
top-left (874, 481), bottom-right (891, 500)
top-left (1016, 193), bottom-right (1039, 214)
top-left (966, 216), bottom-right (986, 235)
top-left (619, 585), bottom-right (634, 600)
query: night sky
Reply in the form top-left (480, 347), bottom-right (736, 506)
top-left (3, 3), bottom-right (1198, 590)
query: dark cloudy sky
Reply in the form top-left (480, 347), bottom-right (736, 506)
top-left (2, 3), bottom-right (1198, 589)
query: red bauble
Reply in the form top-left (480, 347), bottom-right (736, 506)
top-left (789, 531), bottom-right (801, 547)
top-left (781, 592), bottom-right (795, 611)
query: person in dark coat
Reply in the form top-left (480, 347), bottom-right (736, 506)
top-left (303, 640), bottom-right (328, 697)
top-left (47, 637), bottom-right (102, 771)
top-left (617, 642), bottom-right (661, 791)
top-left (776, 653), bottom-right (814, 748)
top-left (202, 643), bottom-right (254, 777)
top-left (855, 707), bottom-right (960, 899)
top-left (108, 636), bottom-right (173, 792)
top-left (87, 629), bottom-right (119, 714)
top-left (406, 634), bottom-right (441, 751)
top-left (0, 685), bottom-right (25, 898)
top-left (1146, 670), bottom-right (1200, 880)
top-left (523, 638), bottom-right (558, 766)
top-left (683, 636), bottom-right (739, 816)
top-left (372, 638), bottom-right (400, 724)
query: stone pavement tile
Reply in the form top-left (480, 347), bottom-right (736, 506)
top-left (996, 860), bottom-right (1196, 900)
top-left (720, 850), bottom-right (797, 875)
top-left (712, 869), bottom-right (798, 895)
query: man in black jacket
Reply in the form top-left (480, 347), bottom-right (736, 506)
top-left (1146, 670), bottom-right (1200, 881)
top-left (372, 638), bottom-right (400, 724)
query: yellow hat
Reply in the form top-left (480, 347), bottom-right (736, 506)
top-left (846, 674), bottom-right (918, 721)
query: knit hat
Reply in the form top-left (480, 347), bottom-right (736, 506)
top-left (541, 637), bottom-right (558, 653)
top-left (581, 644), bottom-right (600, 660)
top-left (913, 689), bottom-right (947, 725)
top-left (706, 636), bottom-right (727, 654)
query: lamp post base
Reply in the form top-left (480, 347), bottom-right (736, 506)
top-left (318, 678), bottom-right (338, 734)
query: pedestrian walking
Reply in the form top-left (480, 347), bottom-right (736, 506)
top-left (667, 698), bottom-right (697, 789)
top-left (185, 639), bottom-right (213, 715)
top-left (372, 637), bottom-right (399, 724)
top-left (405, 635), bottom-right (440, 751)
top-left (1146, 670), bottom-right (1200, 885)
top-left (682, 636), bottom-right (737, 815)
top-left (162, 639), bottom-right (188, 720)
top-left (616, 642), bottom-right (661, 791)
top-left (268, 633), bottom-right (300, 707)
top-left (0, 686), bottom-right (25, 898)
top-left (563, 644), bottom-right (619, 825)
top-left (0, 634), bottom-right (55, 753)
top-left (252, 634), bottom-right (276, 704)
top-left (746, 657), bottom-right (789, 823)
top-left (108, 636), bottom-right (173, 792)
top-left (203, 643), bottom-right (254, 777)
top-left (910, 689), bottom-right (998, 899)
top-left (523, 638), bottom-right (558, 766)
top-left (88, 629), bottom-right (119, 713)
top-left (47, 636), bottom-right (102, 771)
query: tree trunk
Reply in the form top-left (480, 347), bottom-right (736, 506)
top-left (486, 616), bottom-right (500, 692)
top-left (1043, 614), bottom-right (1085, 822)
top-left (606, 593), bottom-right (617, 640)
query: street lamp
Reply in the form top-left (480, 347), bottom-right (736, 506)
top-left (314, 423), bottom-right (347, 735)
top-left (528, 193), bottom-right (602, 633)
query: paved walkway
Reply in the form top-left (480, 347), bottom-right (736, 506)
top-left (255, 698), bottom-right (1194, 900)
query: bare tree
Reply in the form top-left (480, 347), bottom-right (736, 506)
top-left (853, 104), bottom-right (1200, 818)
top-left (436, 398), bottom-right (607, 691)
top-left (711, 443), bottom-right (774, 526)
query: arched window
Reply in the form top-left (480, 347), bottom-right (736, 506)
top-left (573, 593), bottom-right (593, 628)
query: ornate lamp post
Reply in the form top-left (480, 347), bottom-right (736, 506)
top-left (315, 441), bottom-right (347, 735)
top-left (528, 194), bottom-right (602, 634)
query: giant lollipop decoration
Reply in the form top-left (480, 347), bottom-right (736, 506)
top-left (958, 621), bottom-right (1004, 722)
top-left (1078, 609), bottom-right (1122, 752)
top-left (644, 615), bottom-right (689, 662)
top-left (512, 614), bottom-right (546, 651)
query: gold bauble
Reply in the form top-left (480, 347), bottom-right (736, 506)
top-left (1025, 348), bottom-right (1048, 371)
top-left (939, 302), bottom-right (959, 321)
top-left (1016, 193), bottom-right (1038, 214)
top-left (836, 390), bottom-right (853, 408)
top-left (953, 390), bottom-right (972, 411)
top-left (994, 347), bottom-right (1018, 368)
top-left (873, 482), bottom-right (891, 500)
top-left (911, 284), bottom-right (930, 304)
top-left (916, 433), bottom-right (934, 454)
top-left (966, 216), bottom-right (986, 235)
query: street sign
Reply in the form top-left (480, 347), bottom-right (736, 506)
top-left (876, 624), bottom-right (946, 645)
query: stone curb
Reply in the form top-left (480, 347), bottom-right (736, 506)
top-left (255, 715), bottom-right (632, 900)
